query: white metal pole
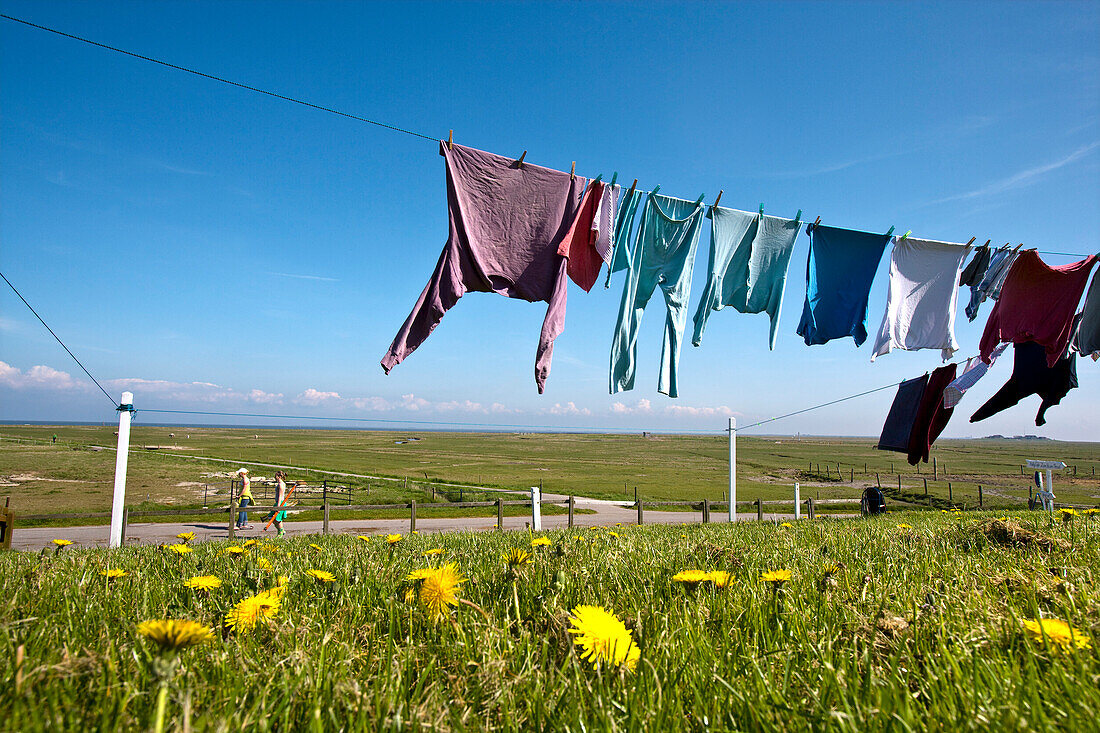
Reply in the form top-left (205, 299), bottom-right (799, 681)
top-left (794, 483), bottom-right (801, 520)
top-left (530, 485), bottom-right (542, 531)
top-left (109, 391), bottom-right (134, 548)
top-left (1046, 468), bottom-right (1054, 510)
top-left (728, 417), bottom-right (736, 522)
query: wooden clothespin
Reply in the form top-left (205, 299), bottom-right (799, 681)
top-left (966, 237), bottom-right (976, 246)
top-left (712, 190), bottom-right (724, 208)
top-left (627, 179), bottom-right (638, 198)
top-left (516, 150), bottom-right (527, 168)
top-left (983, 239), bottom-right (991, 247)
top-left (886, 226), bottom-right (895, 238)
top-left (570, 162), bottom-right (576, 180)
top-left (447, 130), bottom-right (453, 150)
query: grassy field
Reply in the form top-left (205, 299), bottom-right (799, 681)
top-left (2, 426), bottom-right (1099, 522)
top-left (1, 511), bottom-right (1097, 730)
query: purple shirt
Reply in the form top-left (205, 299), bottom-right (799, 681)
top-left (381, 142), bottom-right (585, 392)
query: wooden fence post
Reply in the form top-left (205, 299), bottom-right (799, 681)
top-left (948, 482), bottom-right (953, 503)
top-left (978, 485), bottom-right (983, 508)
top-left (637, 500), bottom-right (644, 526)
top-left (876, 473), bottom-right (881, 488)
top-left (2, 497), bottom-right (14, 551)
top-left (933, 457), bottom-right (938, 480)
top-left (898, 474), bottom-right (902, 491)
top-left (323, 502), bottom-right (330, 535)
top-left (756, 498), bottom-right (763, 521)
top-left (409, 500), bottom-right (416, 533)
top-left (228, 495), bottom-right (236, 539)
top-left (923, 478), bottom-right (928, 496)
top-left (850, 468), bottom-right (854, 483)
top-left (702, 498), bottom-right (710, 524)
top-left (807, 497), bottom-right (815, 519)
top-left (568, 495), bottom-right (575, 528)
top-left (496, 498), bottom-right (503, 530)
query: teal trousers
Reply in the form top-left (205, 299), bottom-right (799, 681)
top-left (609, 193), bottom-right (705, 397)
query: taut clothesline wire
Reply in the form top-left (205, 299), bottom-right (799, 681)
top-left (0, 270), bottom-right (117, 408)
top-left (2, 13), bottom-right (1097, 260)
top-left (0, 265), bottom-right (988, 435)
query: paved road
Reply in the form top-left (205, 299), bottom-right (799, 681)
top-left (9, 496), bottom-right (820, 551)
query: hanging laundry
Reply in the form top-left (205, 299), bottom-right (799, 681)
top-left (591, 181), bottom-right (620, 266)
top-left (942, 342), bottom-right (1008, 408)
top-left (604, 186), bottom-right (644, 288)
top-left (1073, 272), bottom-right (1100, 359)
top-left (970, 341), bottom-right (1078, 426)
top-left (906, 363), bottom-right (957, 465)
top-left (609, 192), bottom-right (706, 397)
top-left (691, 208), bottom-right (800, 350)
top-left (978, 250), bottom-right (1098, 367)
top-left (557, 179), bottom-right (616, 292)
top-left (878, 375), bottom-right (929, 453)
top-left (380, 142), bottom-right (585, 393)
top-left (958, 242), bottom-right (991, 290)
top-left (796, 224), bottom-right (891, 347)
top-left (964, 245), bottom-right (1020, 321)
top-left (870, 238), bottom-right (972, 361)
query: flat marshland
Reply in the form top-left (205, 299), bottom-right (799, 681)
top-left (1, 512), bottom-right (1098, 730)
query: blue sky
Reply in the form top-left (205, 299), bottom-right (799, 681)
top-left (2, 0), bottom-right (1098, 438)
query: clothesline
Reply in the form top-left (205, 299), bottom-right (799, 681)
top-left (6, 12), bottom-right (1095, 262)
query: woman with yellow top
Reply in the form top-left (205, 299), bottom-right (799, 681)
top-left (235, 468), bottom-right (253, 530)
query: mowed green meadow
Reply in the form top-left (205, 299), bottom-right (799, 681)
top-left (1, 512), bottom-right (1098, 731)
top-left (2, 426), bottom-right (1100, 519)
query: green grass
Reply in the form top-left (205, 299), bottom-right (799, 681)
top-left (2, 511), bottom-right (1098, 730)
top-left (3, 427), bottom-right (1099, 522)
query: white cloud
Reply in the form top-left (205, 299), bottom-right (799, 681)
top-left (0, 361), bottom-right (82, 391)
top-left (547, 401), bottom-right (592, 416)
top-left (664, 404), bottom-right (733, 418)
top-left (436, 399), bottom-right (487, 414)
top-left (294, 388), bottom-right (342, 405)
top-left (399, 393), bottom-right (431, 411)
top-left (247, 389), bottom-right (284, 405)
top-left (926, 141), bottom-right (1100, 205)
top-left (609, 399), bottom-right (652, 415)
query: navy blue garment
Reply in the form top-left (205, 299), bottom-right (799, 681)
top-left (796, 224), bottom-right (891, 346)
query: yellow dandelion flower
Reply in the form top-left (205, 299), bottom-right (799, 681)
top-left (706, 570), bottom-right (732, 588)
top-left (680, 533), bottom-right (687, 538)
top-left (896, 523), bottom-right (913, 530)
top-left (530, 537), bottom-right (552, 548)
top-left (568, 605), bottom-right (640, 671)
top-left (504, 548), bottom-right (531, 568)
top-left (52, 539), bottom-right (73, 547)
top-left (1083, 508), bottom-right (1099, 516)
top-left (175, 532), bottom-right (196, 543)
top-left (1023, 618), bottom-right (1092, 651)
top-left (385, 534), bottom-right (403, 545)
top-left (306, 569), bottom-right (336, 584)
top-left (225, 588), bottom-right (281, 633)
top-left (243, 539), bottom-right (259, 548)
top-left (822, 562), bottom-right (842, 577)
top-left (309, 543), bottom-right (323, 551)
top-left (255, 557), bottom-right (273, 571)
top-left (1060, 508), bottom-right (1079, 516)
top-left (672, 569), bottom-right (710, 586)
top-left (761, 569), bottom-right (792, 584)
top-left (780, 522), bottom-right (793, 528)
top-left (424, 548), bottom-right (444, 556)
top-left (356, 535), bottom-right (371, 543)
top-left (99, 568), bottom-right (128, 579)
top-left (223, 546), bottom-right (247, 556)
top-left (166, 544), bottom-right (193, 555)
top-left (184, 575), bottom-right (222, 590)
top-left (405, 563), bottom-right (466, 621)
top-left (276, 575), bottom-right (289, 587)
top-left (608, 531), bottom-right (620, 538)
top-left (137, 619), bottom-right (214, 652)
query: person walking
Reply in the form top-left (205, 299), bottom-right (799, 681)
top-left (235, 468), bottom-right (253, 530)
top-left (267, 470), bottom-right (290, 537)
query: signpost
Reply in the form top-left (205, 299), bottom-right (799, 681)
top-left (1026, 460), bottom-right (1065, 512)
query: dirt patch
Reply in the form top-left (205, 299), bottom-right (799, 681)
top-left (982, 519), bottom-right (1070, 551)
top-left (174, 481), bottom-right (205, 487)
top-left (7, 474), bottom-right (88, 483)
